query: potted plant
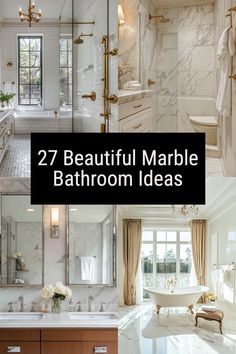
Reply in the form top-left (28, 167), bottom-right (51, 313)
top-left (0, 91), bottom-right (7, 108)
top-left (4, 92), bottom-right (15, 106)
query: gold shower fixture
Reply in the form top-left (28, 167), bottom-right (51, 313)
top-left (149, 14), bottom-right (170, 23)
top-left (19, 0), bottom-right (42, 27)
top-left (228, 5), bottom-right (236, 12)
top-left (73, 33), bottom-right (93, 44)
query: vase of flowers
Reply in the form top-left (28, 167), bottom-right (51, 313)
top-left (41, 282), bottom-right (72, 313)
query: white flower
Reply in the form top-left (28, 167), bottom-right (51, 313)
top-left (41, 282), bottom-right (72, 300)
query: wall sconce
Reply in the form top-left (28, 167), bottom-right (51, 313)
top-left (51, 207), bottom-right (59, 238)
top-left (118, 4), bottom-right (125, 33)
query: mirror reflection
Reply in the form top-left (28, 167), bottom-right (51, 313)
top-left (0, 196), bottom-right (43, 286)
top-left (68, 205), bottom-right (115, 286)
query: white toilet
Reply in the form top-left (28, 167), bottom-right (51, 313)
top-left (189, 116), bottom-right (218, 146)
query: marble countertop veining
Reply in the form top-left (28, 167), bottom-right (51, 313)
top-left (0, 311), bottom-right (119, 328)
top-left (118, 90), bottom-right (152, 104)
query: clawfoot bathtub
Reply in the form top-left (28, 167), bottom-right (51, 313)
top-left (145, 286), bottom-right (209, 314)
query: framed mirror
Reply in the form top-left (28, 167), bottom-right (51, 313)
top-left (67, 205), bottom-right (116, 286)
top-left (0, 195), bottom-right (43, 286)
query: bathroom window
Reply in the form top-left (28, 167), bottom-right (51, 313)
top-left (142, 229), bottom-right (193, 298)
top-left (18, 36), bottom-right (42, 106)
top-left (60, 37), bottom-right (72, 106)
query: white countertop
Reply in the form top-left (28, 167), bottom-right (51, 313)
top-left (0, 311), bottom-right (119, 329)
top-left (118, 90), bottom-right (152, 104)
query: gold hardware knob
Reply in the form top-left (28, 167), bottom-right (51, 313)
top-left (107, 94), bottom-right (118, 104)
top-left (148, 79), bottom-right (156, 86)
top-left (82, 91), bottom-right (96, 101)
top-left (109, 48), bottom-right (118, 56)
top-left (100, 112), bottom-right (109, 118)
top-left (229, 74), bottom-right (236, 80)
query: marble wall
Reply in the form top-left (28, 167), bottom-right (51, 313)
top-left (73, 0), bottom-right (118, 132)
top-left (119, 1), bottom-right (216, 132)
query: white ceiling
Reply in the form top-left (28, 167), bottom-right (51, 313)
top-left (153, 0), bottom-right (214, 8)
top-left (0, 0), bottom-right (68, 20)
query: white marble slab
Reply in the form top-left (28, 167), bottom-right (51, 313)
top-left (118, 90), bottom-right (152, 104)
top-left (0, 311), bottom-right (119, 328)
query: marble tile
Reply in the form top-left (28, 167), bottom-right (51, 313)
top-left (0, 135), bottom-right (30, 177)
top-left (178, 25), bottom-right (214, 48)
top-left (178, 4), bottom-right (215, 27)
top-left (119, 305), bottom-right (236, 354)
top-left (178, 46), bottom-right (215, 73)
top-left (156, 115), bottom-right (178, 132)
top-left (178, 72), bottom-right (216, 97)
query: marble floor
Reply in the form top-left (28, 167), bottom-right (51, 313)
top-left (119, 304), bottom-right (236, 354)
top-left (0, 135), bottom-right (30, 177)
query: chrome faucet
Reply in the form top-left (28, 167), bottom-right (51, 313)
top-left (100, 302), bottom-right (105, 312)
top-left (18, 295), bottom-right (24, 312)
top-left (88, 295), bottom-right (94, 312)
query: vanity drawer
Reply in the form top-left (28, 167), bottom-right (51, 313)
top-left (119, 97), bottom-right (151, 119)
top-left (0, 342), bottom-right (40, 354)
top-left (82, 342), bottom-right (117, 354)
top-left (0, 329), bottom-right (40, 341)
top-left (41, 329), bottom-right (82, 341)
top-left (41, 342), bottom-right (82, 354)
top-left (119, 109), bottom-right (151, 132)
top-left (81, 329), bottom-right (118, 342)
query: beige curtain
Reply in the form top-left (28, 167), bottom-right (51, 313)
top-left (123, 219), bottom-right (142, 305)
top-left (191, 219), bottom-right (206, 301)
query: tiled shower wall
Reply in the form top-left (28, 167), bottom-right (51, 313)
top-left (119, 1), bottom-right (216, 132)
top-left (0, 23), bottom-right (60, 110)
top-left (0, 204), bottom-right (118, 312)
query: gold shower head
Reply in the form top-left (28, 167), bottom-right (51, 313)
top-left (73, 33), bottom-right (93, 44)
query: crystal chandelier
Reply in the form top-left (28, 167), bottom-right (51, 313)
top-left (19, 1), bottom-right (42, 27)
top-left (171, 205), bottom-right (199, 223)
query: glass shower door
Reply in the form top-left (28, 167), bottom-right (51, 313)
top-left (72, 0), bottom-right (118, 132)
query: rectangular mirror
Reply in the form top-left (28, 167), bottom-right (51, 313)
top-left (67, 205), bottom-right (116, 286)
top-left (0, 195), bottom-right (43, 286)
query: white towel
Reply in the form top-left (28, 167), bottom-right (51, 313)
top-left (80, 256), bottom-right (95, 281)
top-left (216, 27), bottom-right (235, 117)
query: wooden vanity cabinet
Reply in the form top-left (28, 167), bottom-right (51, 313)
top-left (0, 329), bottom-right (40, 354)
top-left (41, 328), bottom-right (118, 354)
top-left (0, 328), bottom-right (118, 354)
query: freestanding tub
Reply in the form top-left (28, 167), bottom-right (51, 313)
top-left (145, 286), bottom-right (209, 314)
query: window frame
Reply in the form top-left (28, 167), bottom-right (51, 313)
top-left (18, 35), bottom-right (43, 106)
top-left (142, 228), bottom-right (192, 291)
top-left (59, 36), bottom-right (73, 106)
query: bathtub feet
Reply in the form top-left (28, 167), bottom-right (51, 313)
top-left (188, 305), bottom-right (194, 314)
top-left (156, 305), bottom-right (161, 315)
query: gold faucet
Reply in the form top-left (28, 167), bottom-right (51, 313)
top-left (148, 79), bottom-right (156, 87)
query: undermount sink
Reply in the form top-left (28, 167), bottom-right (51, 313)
top-left (0, 312), bottom-right (44, 321)
top-left (69, 312), bottom-right (118, 320)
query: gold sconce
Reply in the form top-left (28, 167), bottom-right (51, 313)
top-left (51, 208), bottom-right (59, 238)
top-left (118, 4), bottom-right (125, 33)
top-left (19, 0), bottom-right (42, 27)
